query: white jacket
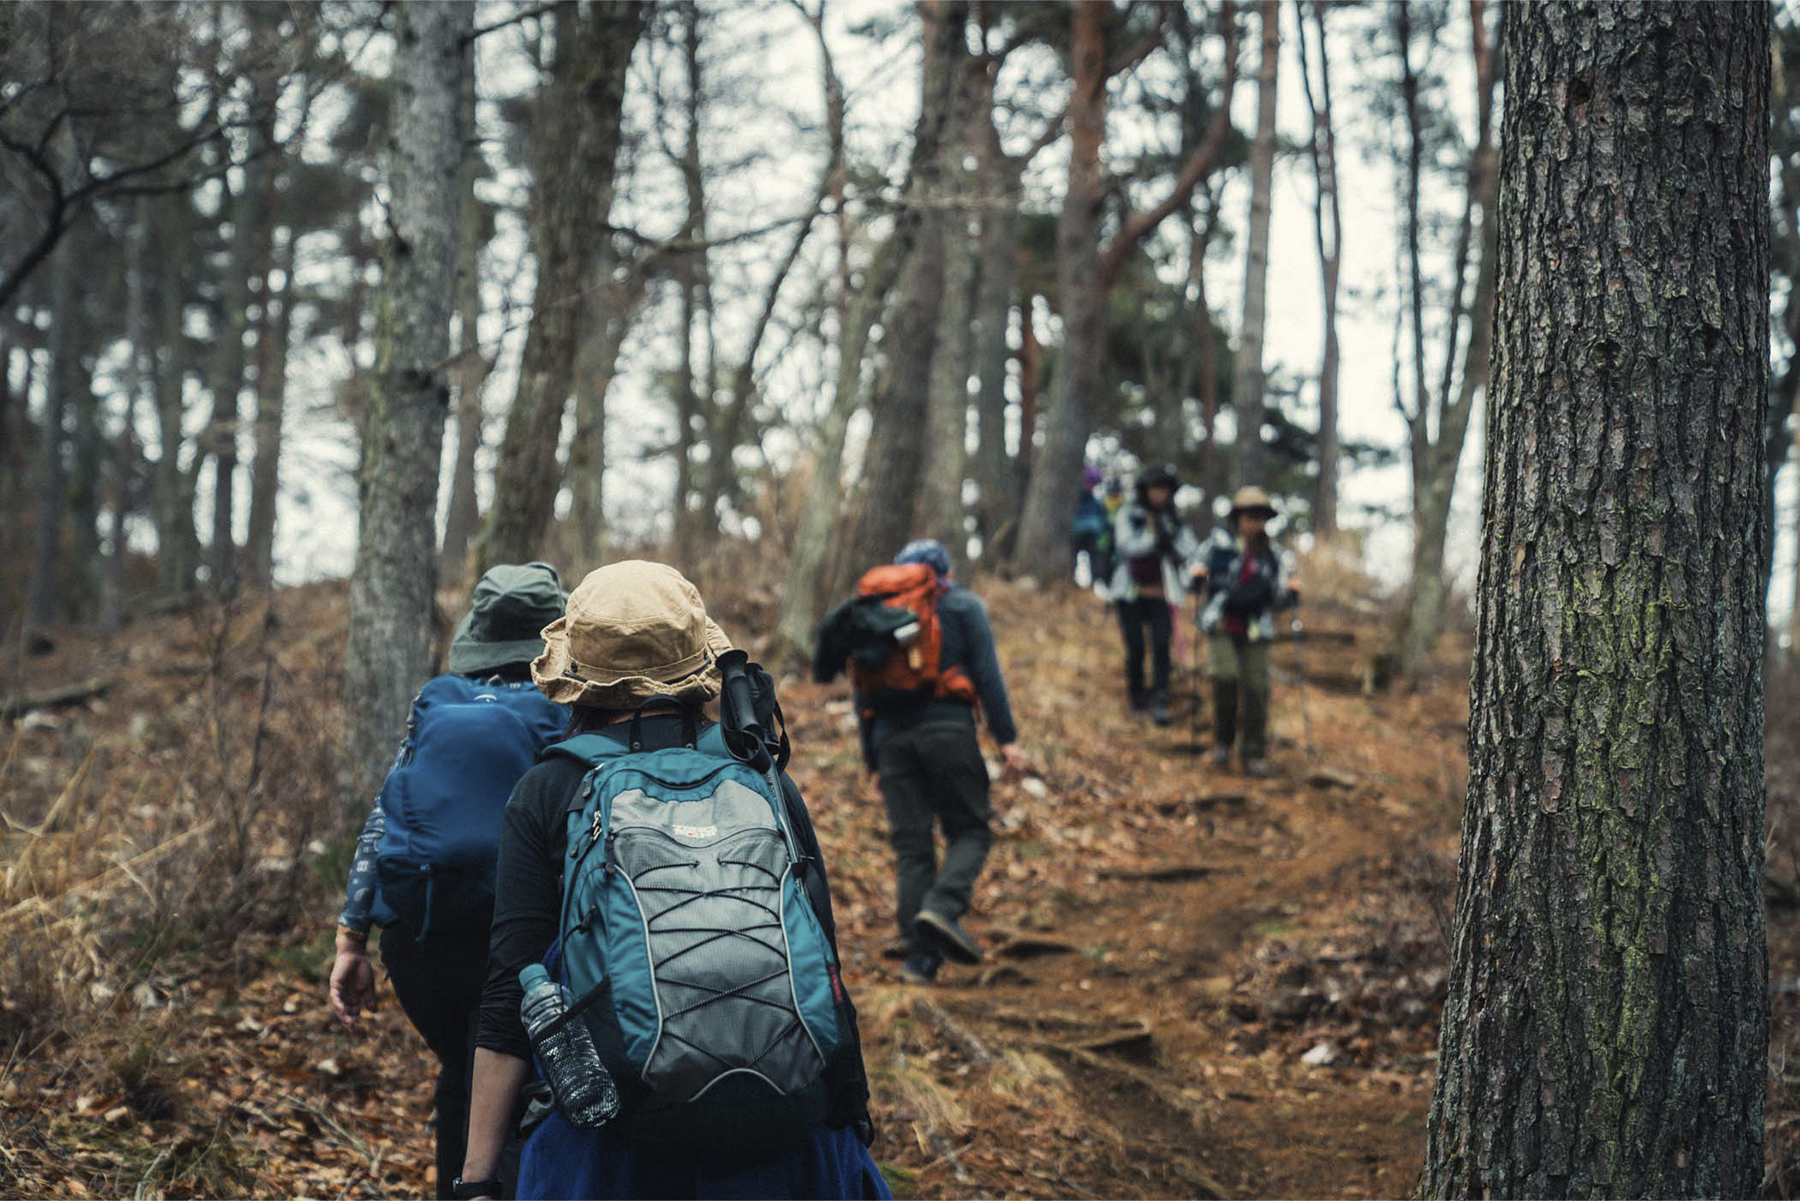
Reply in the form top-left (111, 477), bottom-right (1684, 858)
top-left (1107, 501), bottom-right (1201, 606)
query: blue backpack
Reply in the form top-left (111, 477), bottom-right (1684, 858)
top-left (372, 674), bottom-right (566, 938)
top-left (543, 711), bottom-right (845, 1155)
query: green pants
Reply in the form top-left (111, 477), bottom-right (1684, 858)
top-left (1209, 636), bottom-right (1271, 761)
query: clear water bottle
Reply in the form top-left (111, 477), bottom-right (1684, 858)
top-left (518, 964), bottom-right (619, 1129)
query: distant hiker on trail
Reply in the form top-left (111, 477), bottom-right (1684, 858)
top-left (458, 562), bottom-right (883, 1201)
top-left (1071, 465), bottom-right (1112, 588)
top-left (329, 561), bottom-right (568, 1200)
top-left (1108, 464), bottom-right (1201, 726)
top-left (1194, 486), bottom-right (1300, 778)
top-left (812, 539), bottom-right (1026, 986)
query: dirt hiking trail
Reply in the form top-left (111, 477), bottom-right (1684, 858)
top-left (0, 575), bottom-right (1511, 1198)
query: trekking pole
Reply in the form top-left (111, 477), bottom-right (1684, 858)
top-left (1290, 607), bottom-right (1317, 758)
top-left (1189, 592), bottom-right (1205, 752)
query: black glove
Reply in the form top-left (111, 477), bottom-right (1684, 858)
top-left (1152, 516), bottom-right (1176, 557)
top-left (854, 1112), bottom-right (876, 1148)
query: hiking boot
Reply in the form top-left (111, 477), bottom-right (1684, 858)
top-left (914, 908), bottom-right (983, 965)
top-left (1128, 693), bottom-right (1150, 716)
top-left (1210, 746), bottom-right (1232, 770)
top-left (899, 951), bottom-right (942, 985)
top-left (1151, 698), bottom-right (1173, 727)
top-left (1244, 758), bottom-right (1273, 778)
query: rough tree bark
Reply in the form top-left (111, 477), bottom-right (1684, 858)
top-left (1230, 0), bottom-right (1279, 489)
top-left (1420, 4), bottom-right (1770, 1195)
top-left (1011, 0), bottom-right (1236, 582)
top-left (473, 0), bottom-right (646, 577)
top-left (1294, 0), bottom-right (1341, 536)
top-left (843, 0), bottom-right (967, 569)
top-left (337, 0), bottom-right (471, 813)
top-left (917, 163), bottom-right (978, 567)
top-left (769, 233), bottom-right (904, 665)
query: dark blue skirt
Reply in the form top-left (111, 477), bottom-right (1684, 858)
top-left (516, 1110), bottom-right (891, 1200)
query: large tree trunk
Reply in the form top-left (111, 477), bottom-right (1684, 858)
top-left (1420, 5), bottom-right (1770, 1195)
top-left (843, 0), bottom-right (966, 568)
top-left (1230, 0), bottom-right (1280, 489)
top-left (1011, 0), bottom-right (1235, 579)
top-left (1010, 0), bottom-right (1107, 580)
top-left (338, 0), bottom-right (471, 814)
top-left (916, 183), bottom-right (977, 567)
top-left (473, 0), bottom-right (646, 577)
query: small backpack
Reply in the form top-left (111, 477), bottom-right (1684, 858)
top-left (844, 563), bottom-right (977, 708)
top-left (543, 705), bottom-right (846, 1156)
top-left (371, 675), bottom-right (565, 938)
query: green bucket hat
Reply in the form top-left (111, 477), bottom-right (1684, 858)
top-left (448, 561), bottom-right (569, 675)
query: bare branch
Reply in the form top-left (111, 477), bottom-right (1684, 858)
top-left (1097, 0), bottom-right (1238, 288)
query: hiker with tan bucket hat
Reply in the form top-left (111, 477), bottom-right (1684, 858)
top-left (460, 561), bottom-right (885, 1201)
top-left (1193, 486), bottom-right (1301, 778)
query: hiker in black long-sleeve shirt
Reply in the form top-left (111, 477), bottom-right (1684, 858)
top-left (851, 539), bottom-right (1026, 985)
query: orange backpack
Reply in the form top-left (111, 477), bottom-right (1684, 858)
top-left (849, 563), bottom-right (978, 708)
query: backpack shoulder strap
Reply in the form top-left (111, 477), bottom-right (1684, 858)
top-left (541, 733), bottom-right (622, 767)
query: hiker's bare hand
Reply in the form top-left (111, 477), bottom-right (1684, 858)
top-left (999, 743), bottom-right (1029, 781)
top-left (330, 939), bottom-right (375, 1031)
top-left (868, 771), bottom-right (881, 797)
top-left (1189, 564), bottom-right (1207, 580)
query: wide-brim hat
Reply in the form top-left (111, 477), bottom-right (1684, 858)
top-left (1230, 485), bottom-right (1279, 520)
top-left (531, 561), bottom-right (733, 709)
top-left (448, 561), bottom-right (568, 675)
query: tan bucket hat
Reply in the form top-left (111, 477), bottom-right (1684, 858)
top-left (1229, 485), bottom-right (1278, 520)
top-left (531, 561), bottom-right (733, 708)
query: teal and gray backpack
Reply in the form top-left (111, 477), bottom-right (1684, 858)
top-left (542, 699), bottom-right (845, 1155)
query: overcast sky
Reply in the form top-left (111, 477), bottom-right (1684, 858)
top-left (84, 0), bottom-right (1795, 632)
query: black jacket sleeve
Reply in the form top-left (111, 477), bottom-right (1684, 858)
top-left (950, 594), bottom-right (1018, 745)
top-left (476, 760), bottom-right (583, 1060)
top-left (781, 773), bottom-right (873, 1133)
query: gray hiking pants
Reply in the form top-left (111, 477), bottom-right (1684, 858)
top-left (876, 721), bottom-right (993, 953)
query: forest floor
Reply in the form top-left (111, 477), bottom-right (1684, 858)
top-left (3, 568), bottom-right (1799, 1198)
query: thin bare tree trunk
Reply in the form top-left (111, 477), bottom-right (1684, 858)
top-left (24, 191), bottom-right (82, 649)
top-left (245, 206), bottom-right (297, 590)
top-left (104, 198), bottom-right (155, 635)
top-left (1396, 0), bottom-right (1498, 679)
top-left (1230, 0), bottom-right (1280, 489)
top-left (206, 103), bottom-right (272, 593)
top-left (474, 0), bottom-right (647, 576)
top-left (151, 195), bottom-right (199, 596)
top-left (1295, 0), bottom-right (1342, 536)
top-left (439, 63), bottom-right (490, 573)
top-left (338, 0), bottom-right (471, 813)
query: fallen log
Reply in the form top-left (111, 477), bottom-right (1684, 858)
top-left (1097, 861), bottom-right (1216, 883)
top-left (1, 677), bottom-right (110, 720)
